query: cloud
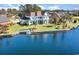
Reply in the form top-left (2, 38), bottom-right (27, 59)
top-left (74, 8), bottom-right (79, 10)
top-left (0, 4), bottom-right (20, 10)
top-left (48, 6), bottom-right (60, 10)
top-left (7, 4), bottom-right (20, 10)
top-left (7, 4), bottom-right (13, 7)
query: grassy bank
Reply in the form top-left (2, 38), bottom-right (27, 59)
top-left (7, 24), bottom-right (68, 34)
top-left (5, 20), bottom-right (79, 35)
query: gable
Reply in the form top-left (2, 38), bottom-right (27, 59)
top-left (0, 15), bottom-right (9, 23)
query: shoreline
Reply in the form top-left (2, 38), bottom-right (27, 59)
top-left (31, 29), bottom-right (70, 35)
top-left (0, 28), bottom-right (70, 37)
top-left (0, 23), bottom-right (79, 37)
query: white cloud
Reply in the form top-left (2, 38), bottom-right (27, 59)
top-left (48, 6), bottom-right (60, 10)
top-left (0, 4), bottom-right (20, 10)
top-left (7, 4), bottom-right (19, 10)
top-left (74, 8), bottom-right (79, 10)
top-left (7, 4), bottom-right (13, 7)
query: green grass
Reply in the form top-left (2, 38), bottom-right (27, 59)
top-left (4, 16), bottom-right (79, 34)
top-left (7, 24), bottom-right (69, 34)
top-left (8, 24), bottom-right (34, 34)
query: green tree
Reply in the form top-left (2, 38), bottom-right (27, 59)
top-left (19, 5), bottom-right (25, 12)
top-left (19, 4), bottom-right (42, 13)
top-left (19, 4), bottom-right (33, 12)
top-left (11, 9), bottom-right (18, 15)
top-left (32, 4), bottom-right (41, 12)
top-left (7, 8), bottom-right (12, 14)
top-left (24, 4), bottom-right (33, 12)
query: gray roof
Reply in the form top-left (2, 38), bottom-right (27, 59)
top-left (0, 15), bottom-right (9, 23)
top-left (49, 12), bottom-right (69, 19)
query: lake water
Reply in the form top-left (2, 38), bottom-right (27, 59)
top-left (0, 27), bottom-right (79, 55)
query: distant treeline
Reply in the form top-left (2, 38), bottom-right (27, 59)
top-left (0, 4), bottom-right (79, 17)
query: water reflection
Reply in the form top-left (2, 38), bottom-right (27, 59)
top-left (5, 38), bottom-right (11, 47)
top-left (0, 36), bottom-right (12, 48)
top-left (31, 34), bottom-right (47, 43)
top-left (31, 31), bottom-right (66, 44)
top-left (61, 31), bottom-right (66, 40)
top-left (0, 28), bottom-right (79, 54)
top-left (31, 34), bottom-right (39, 40)
top-left (52, 32), bottom-right (57, 40)
top-left (0, 39), bottom-right (2, 48)
top-left (43, 34), bottom-right (48, 43)
top-left (0, 37), bottom-right (3, 40)
top-left (60, 31), bottom-right (66, 46)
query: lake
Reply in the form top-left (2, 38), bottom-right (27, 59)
top-left (0, 27), bottom-right (79, 55)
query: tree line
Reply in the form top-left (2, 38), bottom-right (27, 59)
top-left (0, 8), bottom-right (19, 17)
top-left (0, 4), bottom-right (79, 17)
top-left (19, 4), bottom-right (42, 15)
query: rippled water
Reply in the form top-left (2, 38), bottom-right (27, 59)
top-left (0, 27), bottom-right (79, 55)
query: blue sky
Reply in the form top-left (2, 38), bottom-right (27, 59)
top-left (0, 4), bottom-right (20, 10)
top-left (38, 4), bottom-right (79, 10)
top-left (0, 4), bottom-right (79, 10)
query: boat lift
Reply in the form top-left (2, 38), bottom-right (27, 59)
top-left (19, 29), bottom-right (32, 34)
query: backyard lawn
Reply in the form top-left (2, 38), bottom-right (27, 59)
top-left (7, 23), bottom-right (70, 34)
top-left (6, 15), bottom-right (79, 35)
top-left (6, 18), bottom-right (79, 34)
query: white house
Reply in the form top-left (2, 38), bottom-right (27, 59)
top-left (19, 11), bottom-right (49, 25)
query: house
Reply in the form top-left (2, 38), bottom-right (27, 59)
top-left (0, 9), bottom-right (7, 15)
top-left (49, 12), bottom-right (69, 19)
top-left (0, 9), bottom-right (12, 26)
top-left (48, 12), bottom-right (70, 23)
top-left (9, 15), bottom-right (20, 24)
top-left (19, 11), bottom-right (49, 25)
top-left (0, 15), bottom-right (11, 33)
top-left (0, 15), bottom-right (11, 26)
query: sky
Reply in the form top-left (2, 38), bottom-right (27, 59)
top-left (0, 4), bottom-right (79, 10)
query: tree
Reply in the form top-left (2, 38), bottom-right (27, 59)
top-left (25, 4), bottom-right (33, 12)
top-left (7, 8), bottom-right (12, 14)
top-left (19, 4), bottom-right (42, 13)
top-left (32, 4), bottom-right (41, 12)
top-left (7, 8), bottom-right (19, 18)
top-left (19, 4), bottom-right (33, 12)
top-left (11, 8), bottom-right (18, 15)
top-left (19, 5), bottom-right (25, 12)
top-left (1, 9), bottom-right (6, 14)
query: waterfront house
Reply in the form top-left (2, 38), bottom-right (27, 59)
top-left (0, 15), bottom-right (11, 26)
top-left (49, 12), bottom-right (69, 19)
top-left (0, 15), bottom-right (11, 33)
top-left (48, 12), bottom-right (70, 23)
top-left (0, 9), bottom-right (7, 15)
top-left (9, 15), bottom-right (20, 24)
top-left (19, 11), bottom-right (49, 25)
top-left (0, 9), bottom-right (11, 26)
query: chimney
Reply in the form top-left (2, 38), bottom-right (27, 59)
top-left (30, 12), bottom-right (35, 16)
top-left (26, 12), bottom-right (30, 16)
top-left (36, 11), bottom-right (42, 16)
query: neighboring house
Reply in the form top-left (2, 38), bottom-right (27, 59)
top-left (0, 9), bottom-right (11, 26)
top-left (9, 15), bottom-right (20, 24)
top-left (0, 15), bottom-right (11, 26)
top-left (0, 9), bottom-right (7, 15)
top-left (49, 12), bottom-right (69, 19)
top-left (19, 11), bottom-right (49, 25)
top-left (0, 15), bottom-right (11, 33)
top-left (48, 12), bottom-right (70, 23)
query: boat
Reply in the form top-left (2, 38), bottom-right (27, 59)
top-left (19, 29), bottom-right (32, 35)
top-left (26, 29), bottom-right (32, 34)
